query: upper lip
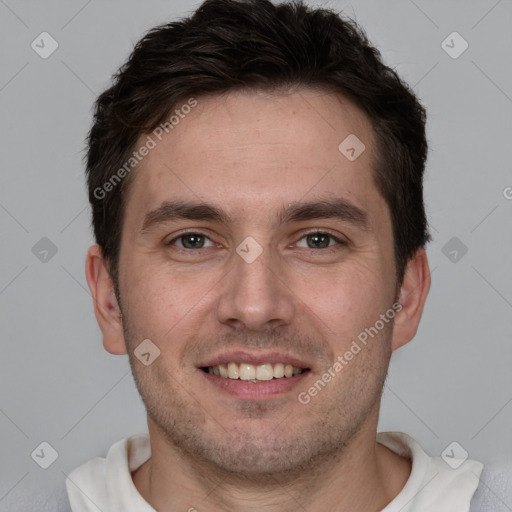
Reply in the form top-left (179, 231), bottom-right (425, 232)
top-left (198, 350), bottom-right (311, 369)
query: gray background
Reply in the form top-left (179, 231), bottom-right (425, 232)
top-left (1, 0), bottom-right (511, 510)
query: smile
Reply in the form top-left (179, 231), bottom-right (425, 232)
top-left (203, 362), bottom-right (306, 381)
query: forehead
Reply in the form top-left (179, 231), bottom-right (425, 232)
top-left (125, 88), bottom-right (387, 226)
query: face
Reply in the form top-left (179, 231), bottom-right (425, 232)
top-left (110, 88), bottom-right (403, 478)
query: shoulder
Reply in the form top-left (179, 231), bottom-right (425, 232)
top-left (65, 433), bottom-right (151, 511)
top-left (378, 431), bottom-right (483, 511)
top-left (470, 457), bottom-right (512, 512)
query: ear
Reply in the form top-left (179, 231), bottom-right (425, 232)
top-left (85, 245), bottom-right (127, 355)
top-left (391, 248), bottom-right (431, 351)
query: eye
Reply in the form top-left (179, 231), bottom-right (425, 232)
top-left (296, 232), bottom-right (344, 249)
top-left (167, 232), bottom-right (215, 249)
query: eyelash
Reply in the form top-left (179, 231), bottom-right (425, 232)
top-left (165, 231), bottom-right (216, 249)
top-left (165, 230), bottom-right (347, 251)
top-left (295, 230), bottom-right (346, 250)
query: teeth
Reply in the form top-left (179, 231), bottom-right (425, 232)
top-left (256, 364), bottom-right (273, 381)
top-left (206, 362), bottom-right (305, 381)
top-left (274, 362), bottom-right (284, 378)
top-left (219, 364), bottom-right (228, 378)
top-left (227, 362), bottom-right (239, 379)
top-left (239, 363), bottom-right (256, 381)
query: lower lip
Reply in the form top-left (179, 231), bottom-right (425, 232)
top-left (200, 369), bottom-right (310, 399)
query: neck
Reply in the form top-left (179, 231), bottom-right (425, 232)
top-left (132, 416), bottom-right (411, 512)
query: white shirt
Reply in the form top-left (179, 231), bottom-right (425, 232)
top-left (65, 431), bottom-right (484, 511)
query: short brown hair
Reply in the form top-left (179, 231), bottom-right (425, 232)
top-left (86, 0), bottom-right (430, 288)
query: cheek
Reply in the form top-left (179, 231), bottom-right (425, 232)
top-left (120, 261), bottom-right (222, 344)
top-left (295, 259), bottom-right (390, 341)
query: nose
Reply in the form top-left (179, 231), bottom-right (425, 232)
top-left (216, 243), bottom-right (296, 331)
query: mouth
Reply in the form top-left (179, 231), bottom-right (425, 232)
top-left (201, 362), bottom-right (308, 382)
top-left (197, 351), bottom-right (311, 399)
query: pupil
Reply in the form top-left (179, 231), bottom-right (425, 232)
top-left (183, 234), bottom-right (204, 248)
top-left (308, 234), bottom-right (329, 248)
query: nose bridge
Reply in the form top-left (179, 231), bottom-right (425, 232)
top-left (238, 245), bottom-right (278, 293)
top-left (216, 240), bottom-right (295, 330)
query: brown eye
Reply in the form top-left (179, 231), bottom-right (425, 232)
top-left (306, 233), bottom-right (331, 248)
top-left (296, 232), bottom-right (342, 249)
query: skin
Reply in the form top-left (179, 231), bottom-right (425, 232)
top-left (86, 88), bottom-right (430, 512)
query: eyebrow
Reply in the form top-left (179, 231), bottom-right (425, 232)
top-left (140, 198), bottom-right (369, 233)
top-left (278, 198), bottom-right (369, 230)
top-left (141, 201), bottom-right (230, 232)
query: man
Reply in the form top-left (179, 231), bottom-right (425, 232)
top-left (65, 0), bottom-right (485, 510)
